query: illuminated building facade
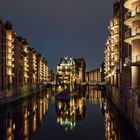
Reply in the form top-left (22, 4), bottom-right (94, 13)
top-left (86, 63), bottom-right (105, 83)
top-left (123, 0), bottom-right (140, 132)
top-left (14, 37), bottom-right (49, 92)
top-left (124, 0), bottom-right (140, 91)
top-left (28, 48), bottom-right (37, 85)
top-left (0, 21), bottom-right (14, 91)
top-left (21, 39), bottom-right (29, 85)
top-left (5, 22), bottom-right (15, 92)
top-left (0, 19), bottom-right (49, 96)
top-left (86, 68), bottom-right (102, 83)
top-left (104, 2), bottom-right (121, 88)
top-left (42, 58), bottom-right (48, 83)
top-left (13, 37), bottom-right (23, 89)
top-left (37, 54), bottom-right (48, 84)
top-left (56, 57), bottom-right (76, 85)
top-left (56, 57), bottom-right (86, 85)
top-left (104, 0), bottom-right (140, 134)
top-left (74, 58), bottom-right (86, 83)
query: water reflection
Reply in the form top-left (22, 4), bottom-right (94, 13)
top-left (0, 91), bottom-right (49, 140)
top-left (0, 87), bottom-right (139, 140)
top-left (102, 95), bottom-right (139, 140)
top-left (55, 95), bottom-right (86, 131)
top-left (86, 86), bottom-right (104, 104)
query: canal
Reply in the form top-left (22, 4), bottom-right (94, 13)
top-left (0, 86), bottom-right (139, 140)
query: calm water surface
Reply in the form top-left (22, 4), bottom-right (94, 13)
top-left (0, 86), bottom-right (138, 140)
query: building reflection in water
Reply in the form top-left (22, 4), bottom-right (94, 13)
top-left (86, 86), bottom-right (139, 140)
top-left (86, 86), bottom-right (103, 105)
top-left (0, 87), bottom-right (139, 140)
top-left (0, 92), bottom-right (49, 140)
top-left (5, 112), bottom-right (15, 140)
top-left (55, 95), bottom-right (86, 131)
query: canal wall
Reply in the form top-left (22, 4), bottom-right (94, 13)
top-left (0, 84), bottom-right (48, 106)
top-left (106, 85), bottom-right (140, 137)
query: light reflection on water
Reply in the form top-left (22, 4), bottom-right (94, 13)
top-left (0, 86), bottom-right (138, 140)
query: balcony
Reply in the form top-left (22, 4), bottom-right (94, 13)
top-left (6, 54), bottom-right (12, 60)
top-left (125, 28), bottom-right (140, 44)
top-left (124, 0), bottom-right (140, 9)
top-left (124, 11), bottom-right (140, 26)
top-left (109, 20), bottom-right (119, 30)
top-left (113, 49), bottom-right (119, 55)
top-left (110, 39), bottom-right (119, 46)
top-left (111, 31), bottom-right (119, 39)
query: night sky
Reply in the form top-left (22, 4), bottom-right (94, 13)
top-left (0, 0), bottom-right (115, 71)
